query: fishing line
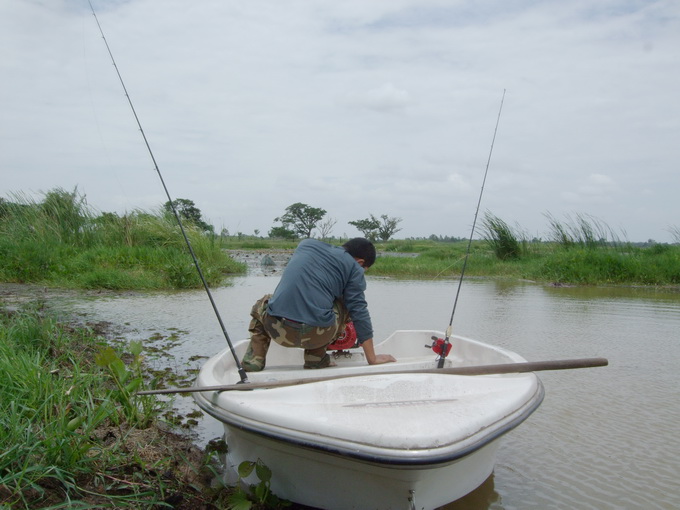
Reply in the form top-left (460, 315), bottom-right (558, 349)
top-left (437, 90), bottom-right (506, 369)
top-left (88, 1), bottom-right (249, 384)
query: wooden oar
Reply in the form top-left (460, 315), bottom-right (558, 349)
top-left (137, 357), bottom-right (608, 395)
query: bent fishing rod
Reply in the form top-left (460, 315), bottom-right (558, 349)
top-left (437, 90), bottom-right (506, 369)
top-left (89, 2), bottom-right (248, 384)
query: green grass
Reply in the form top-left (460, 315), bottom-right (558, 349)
top-left (529, 245), bottom-right (680, 285)
top-left (0, 188), bottom-right (245, 289)
top-left (2, 189), bottom-right (679, 288)
top-left (358, 238), bottom-right (680, 286)
top-left (365, 214), bottom-right (680, 286)
top-left (0, 305), bottom-right (225, 509)
top-left (0, 306), bottom-right (140, 507)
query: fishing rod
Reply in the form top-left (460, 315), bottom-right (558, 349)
top-left (89, 1), bottom-right (248, 384)
top-left (437, 90), bottom-right (506, 369)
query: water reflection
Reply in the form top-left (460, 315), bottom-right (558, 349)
top-left (443, 474), bottom-right (500, 510)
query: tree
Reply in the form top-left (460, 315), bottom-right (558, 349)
top-left (268, 226), bottom-right (297, 239)
top-left (375, 214), bottom-right (402, 241)
top-left (274, 203), bottom-right (327, 238)
top-left (348, 217), bottom-right (380, 241)
top-left (164, 198), bottom-right (213, 232)
top-left (318, 217), bottom-right (337, 240)
top-left (349, 214), bottom-right (402, 242)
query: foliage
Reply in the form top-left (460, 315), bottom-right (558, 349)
top-left (669, 225), bottom-right (680, 244)
top-left (533, 246), bottom-right (680, 285)
top-left (226, 459), bottom-right (290, 510)
top-left (268, 225), bottom-right (298, 240)
top-left (544, 212), bottom-right (621, 249)
top-left (1, 188), bottom-right (92, 246)
top-left (95, 341), bottom-right (162, 427)
top-left (0, 306), bottom-right (195, 508)
top-left (357, 238), bottom-right (680, 285)
top-left (0, 189), bottom-right (245, 289)
top-left (480, 211), bottom-right (525, 260)
top-left (273, 203), bottom-right (326, 238)
top-left (213, 235), bottom-right (680, 285)
top-left (164, 198), bottom-right (213, 232)
top-left (348, 216), bottom-right (380, 240)
top-left (349, 214), bottom-right (402, 241)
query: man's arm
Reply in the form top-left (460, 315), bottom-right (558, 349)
top-left (361, 338), bottom-right (396, 365)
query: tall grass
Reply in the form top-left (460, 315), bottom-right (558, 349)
top-left (0, 306), bottom-right (169, 508)
top-left (532, 245), bottom-right (680, 285)
top-left (669, 225), bottom-right (680, 244)
top-left (544, 212), bottom-right (622, 249)
top-left (366, 235), bottom-right (680, 285)
top-left (0, 188), bottom-right (245, 289)
top-left (480, 211), bottom-right (526, 260)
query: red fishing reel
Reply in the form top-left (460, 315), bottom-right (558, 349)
top-left (327, 322), bottom-right (358, 350)
top-left (427, 336), bottom-right (452, 357)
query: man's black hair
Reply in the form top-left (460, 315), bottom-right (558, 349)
top-left (343, 237), bottom-right (376, 268)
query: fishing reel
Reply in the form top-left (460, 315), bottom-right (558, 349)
top-left (426, 336), bottom-right (452, 357)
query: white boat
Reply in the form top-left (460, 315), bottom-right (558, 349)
top-left (193, 330), bottom-right (544, 510)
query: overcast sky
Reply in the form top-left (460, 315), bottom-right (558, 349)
top-left (1, 0), bottom-right (678, 242)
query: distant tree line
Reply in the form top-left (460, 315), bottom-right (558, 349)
top-left (268, 203), bottom-right (403, 242)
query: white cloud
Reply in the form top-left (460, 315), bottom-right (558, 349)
top-left (346, 83), bottom-right (412, 112)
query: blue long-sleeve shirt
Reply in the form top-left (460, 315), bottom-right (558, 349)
top-left (267, 239), bottom-right (374, 343)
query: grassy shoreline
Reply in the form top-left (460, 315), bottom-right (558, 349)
top-left (2, 188), bottom-right (678, 289)
top-left (0, 303), bottom-right (231, 509)
top-left (224, 238), bottom-right (680, 288)
top-left (0, 189), bottom-right (245, 290)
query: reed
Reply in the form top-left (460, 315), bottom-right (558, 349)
top-left (544, 212), bottom-right (621, 249)
top-left (366, 239), bottom-right (680, 286)
top-left (532, 245), bottom-right (680, 285)
top-left (669, 225), bottom-right (680, 244)
top-left (0, 188), bottom-right (245, 289)
top-left (480, 211), bottom-right (526, 260)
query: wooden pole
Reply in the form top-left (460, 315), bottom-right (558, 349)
top-left (136, 357), bottom-right (608, 395)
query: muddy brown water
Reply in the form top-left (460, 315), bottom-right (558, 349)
top-left (20, 255), bottom-right (680, 510)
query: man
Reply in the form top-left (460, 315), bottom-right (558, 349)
top-left (242, 237), bottom-right (396, 371)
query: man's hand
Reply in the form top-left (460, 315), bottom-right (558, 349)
top-left (361, 339), bottom-right (397, 365)
top-left (370, 353), bottom-right (397, 365)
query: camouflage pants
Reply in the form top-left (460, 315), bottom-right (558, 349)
top-left (241, 294), bottom-right (349, 372)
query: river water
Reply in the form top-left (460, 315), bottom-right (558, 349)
top-left (61, 267), bottom-right (679, 510)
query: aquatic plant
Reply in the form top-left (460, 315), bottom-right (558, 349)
top-left (95, 340), bottom-right (163, 428)
top-left (226, 459), bottom-right (290, 510)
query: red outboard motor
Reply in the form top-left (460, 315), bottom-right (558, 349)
top-left (327, 322), bottom-right (358, 350)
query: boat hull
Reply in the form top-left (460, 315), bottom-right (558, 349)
top-left (223, 425), bottom-right (500, 510)
top-left (193, 330), bottom-right (544, 509)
